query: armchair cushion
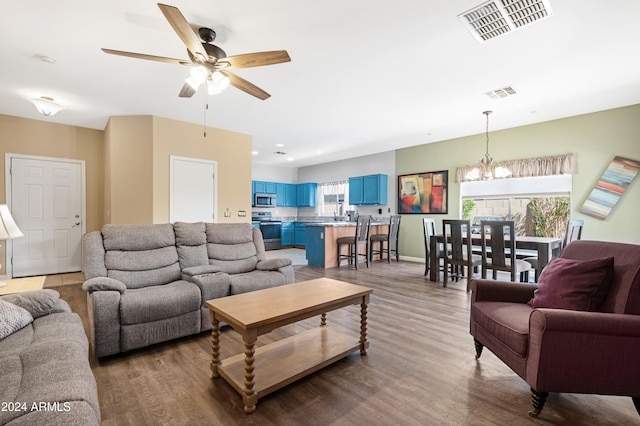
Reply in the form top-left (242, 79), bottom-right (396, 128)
top-left (528, 256), bottom-right (614, 311)
top-left (471, 301), bottom-right (532, 356)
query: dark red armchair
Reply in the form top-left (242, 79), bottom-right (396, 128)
top-left (470, 240), bottom-right (640, 417)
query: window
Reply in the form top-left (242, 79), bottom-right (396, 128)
top-left (461, 175), bottom-right (572, 237)
top-left (317, 181), bottom-right (351, 216)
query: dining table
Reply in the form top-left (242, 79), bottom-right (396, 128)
top-left (429, 234), bottom-right (564, 282)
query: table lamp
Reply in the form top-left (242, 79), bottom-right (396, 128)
top-left (0, 204), bottom-right (24, 288)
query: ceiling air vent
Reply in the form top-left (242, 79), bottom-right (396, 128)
top-left (459, 0), bottom-right (553, 43)
top-left (485, 86), bottom-right (517, 99)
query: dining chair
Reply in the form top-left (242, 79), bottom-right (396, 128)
top-left (337, 215), bottom-right (371, 269)
top-left (481, 220), bottom-right (532, 282)
top-left (442, 219), bottom-right (481, 291)
top-left (370, 215), bottom-right (401, 263)
top-left (524, 219), bottom-right (584, 282)
top-left (423, 218), bottom-right (448, 276)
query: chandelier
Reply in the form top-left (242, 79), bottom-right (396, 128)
top-left (465, 110), bottom-right (511, 181)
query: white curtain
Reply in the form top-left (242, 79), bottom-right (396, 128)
top-left (456, 153), bottom-right (576, 183)
top-left (315, 181), bottom-right (349, 215)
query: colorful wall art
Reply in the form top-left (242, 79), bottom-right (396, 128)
top-left (580, 156), bottom-right (640, 220)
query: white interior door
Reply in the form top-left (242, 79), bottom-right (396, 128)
top-left (9, 156), bottom-right (84, 277)
top-left (170, 156), bottom-right (216, 223)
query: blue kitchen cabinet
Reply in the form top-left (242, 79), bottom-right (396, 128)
top-left (349, 174), bottom-right (387, 205)
top-left (252, 180), bottom-right (277, 195)
top-left (294, 222), bottom-right (307, 247)
top-left (305, 226), bottom-right (324, 267)
top-left (296, 183), bottom-right (317, 207)
top-left (281, 222), bottom-right (294, 246)
top-left (276, 183), bottom-right (297, 207)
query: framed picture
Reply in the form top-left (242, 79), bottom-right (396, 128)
top-left (398, 170), bottom-right (448, 214)
top-left (580, 156), bottom-right (640, 220)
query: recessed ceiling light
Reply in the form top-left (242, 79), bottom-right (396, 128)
top-left (276, 143), bottom-right (284, 147)
top-left (287, 157), bottom-right (294, 162)
top-left (39, 55), bottom-right (56, 65)
top-left (252, 151), bottom-right (259, 155)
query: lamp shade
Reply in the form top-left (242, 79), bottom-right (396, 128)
top-left (0, 205), bottom-right (24, 240)
top-left (30, 97), bottom-right (64, 116)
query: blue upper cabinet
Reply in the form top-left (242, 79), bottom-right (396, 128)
top-left (253, 180), bottom-right (277, 196)
top-left (296, 183), bottom-right (317, 207)
top-left (277, 183), bottom-right (297, 207)
top-left (349, 174), bottom-right (387, 205)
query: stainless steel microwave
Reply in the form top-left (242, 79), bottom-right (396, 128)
top-left (254, 193), bottom-right (277, 207)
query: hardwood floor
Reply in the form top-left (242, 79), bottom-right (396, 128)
top-left (54, 262), bottom-right (638, 425)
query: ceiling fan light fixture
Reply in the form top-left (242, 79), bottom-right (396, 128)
top-left (185, 76), bottom-right (202, 91)
top-left (207, 71), bottom-right (230, 95)
top-left (30, 96), bottom-right (64, 116)
top-left (189, 65), bottom-right (207, 84)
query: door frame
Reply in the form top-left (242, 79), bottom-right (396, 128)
top-left (4, 153), bottom-right (86, 279)
top-left (169, 155), bottom-right (217, 224)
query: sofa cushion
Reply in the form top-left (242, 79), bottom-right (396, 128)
top-left (174, 222), bottom-right (209, 268)
top-left (119, 281), bottom-right (201, 325)
top-left (230, 270), bottom-right (288, 295)
top-left (103, 223), bottom-right (175, 251)
top-left (471, 301), bottom-right (532, 357)
top-left (1, 289), bottom-right (61, 318)
top-left (206, 223), bottom-right (259, 274)
top-left (0, 299), bottom-right (33, 340)
top-left (528, 256), bottom-right (614, 311)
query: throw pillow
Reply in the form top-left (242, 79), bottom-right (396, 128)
top-left (528, 256), bottom-right (614, 311)
top-left (0, 299), bottom-right (34, 340)
top-left (1, 289), bottom-right (60, 318)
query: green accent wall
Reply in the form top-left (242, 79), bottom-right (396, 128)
top-left (395, 104), bottom-right (640, 260)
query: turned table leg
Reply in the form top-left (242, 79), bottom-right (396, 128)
top-left (320, 312), bottom-right (327, 327)
top-left (359, 296), bottom-right (370, 355)
top-left (210, 313), bottom-right (220, 378)
top-left (242, 332), bottom-right (258, 414)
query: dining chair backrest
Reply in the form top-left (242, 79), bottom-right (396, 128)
top-left (389, 215), bottom-right (401, 243)
top-left (564, 220), bottom-right (584, 247)
top-left (355, 215), bottom-right (371, 243)
top-left (481, 220), bottom-right (516, 269)
top-left (443, 219), bottom-right (472, 263)
top-left (423, 218), bottom-right (436, 256)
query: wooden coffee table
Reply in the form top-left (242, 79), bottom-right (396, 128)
top-left (205, 278), bottom-right (372, 413)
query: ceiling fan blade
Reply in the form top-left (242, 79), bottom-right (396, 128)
top-left (157, 3), bottom-right (209, 61)
top-left (221, 71), bottom-right (270, 100)
top-left (219, 50), bottom-right (291, 69)
top-left (102, 48), bottom-right (190, 65)
top-left (179, 82), bottom-right (197, 98)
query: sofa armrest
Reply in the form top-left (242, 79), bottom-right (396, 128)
top-left (87, 290), bottom-right (122, 358)
top-left (471, 278), bottom-right (537, 304)
top-left (256, 258), bottom-right (293, 271)
top-left (181, 265), bottom-right (223, 280)
top-left (190, 273), bottom-right (231, 302)
top-left (526, 309), bottom-right (640, 393)
top-left (82, 277), bottom-right (126, 294)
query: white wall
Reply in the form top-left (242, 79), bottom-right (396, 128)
top-left (298, 150), bottom-right (396, 217)
top-left (252, 163), bottom-right (298, 183)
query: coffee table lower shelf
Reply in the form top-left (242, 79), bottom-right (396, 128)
top-left (217, 327), bottom-right (363, 400)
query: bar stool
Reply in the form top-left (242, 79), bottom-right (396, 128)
top-left (370, 215), bottom-right (401, 263)
top-left (337, 215), bottom-right (371, 269)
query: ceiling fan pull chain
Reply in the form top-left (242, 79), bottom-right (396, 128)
top-left (203, 97), bottom-right (208, 138)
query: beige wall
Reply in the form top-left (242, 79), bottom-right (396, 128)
top-left (105, 115), bottom-right (253, 224)
top-left (396, 105), bottom-right (640, 259)
top-left (0, 114), bottom-right (104, 274)
top-left (151, 116), bottom-right (253, 223)
top-left (104, 116), bottom-right (154, 224)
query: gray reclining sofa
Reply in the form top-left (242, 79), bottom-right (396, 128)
top-left (82, 222), bottom-right (294, 358)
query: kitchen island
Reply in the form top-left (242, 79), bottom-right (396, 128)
top-left (305, 222), bottom-right (390, 268)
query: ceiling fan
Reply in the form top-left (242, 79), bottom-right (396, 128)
top-left (102, 3), bottom-right (290, 100)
